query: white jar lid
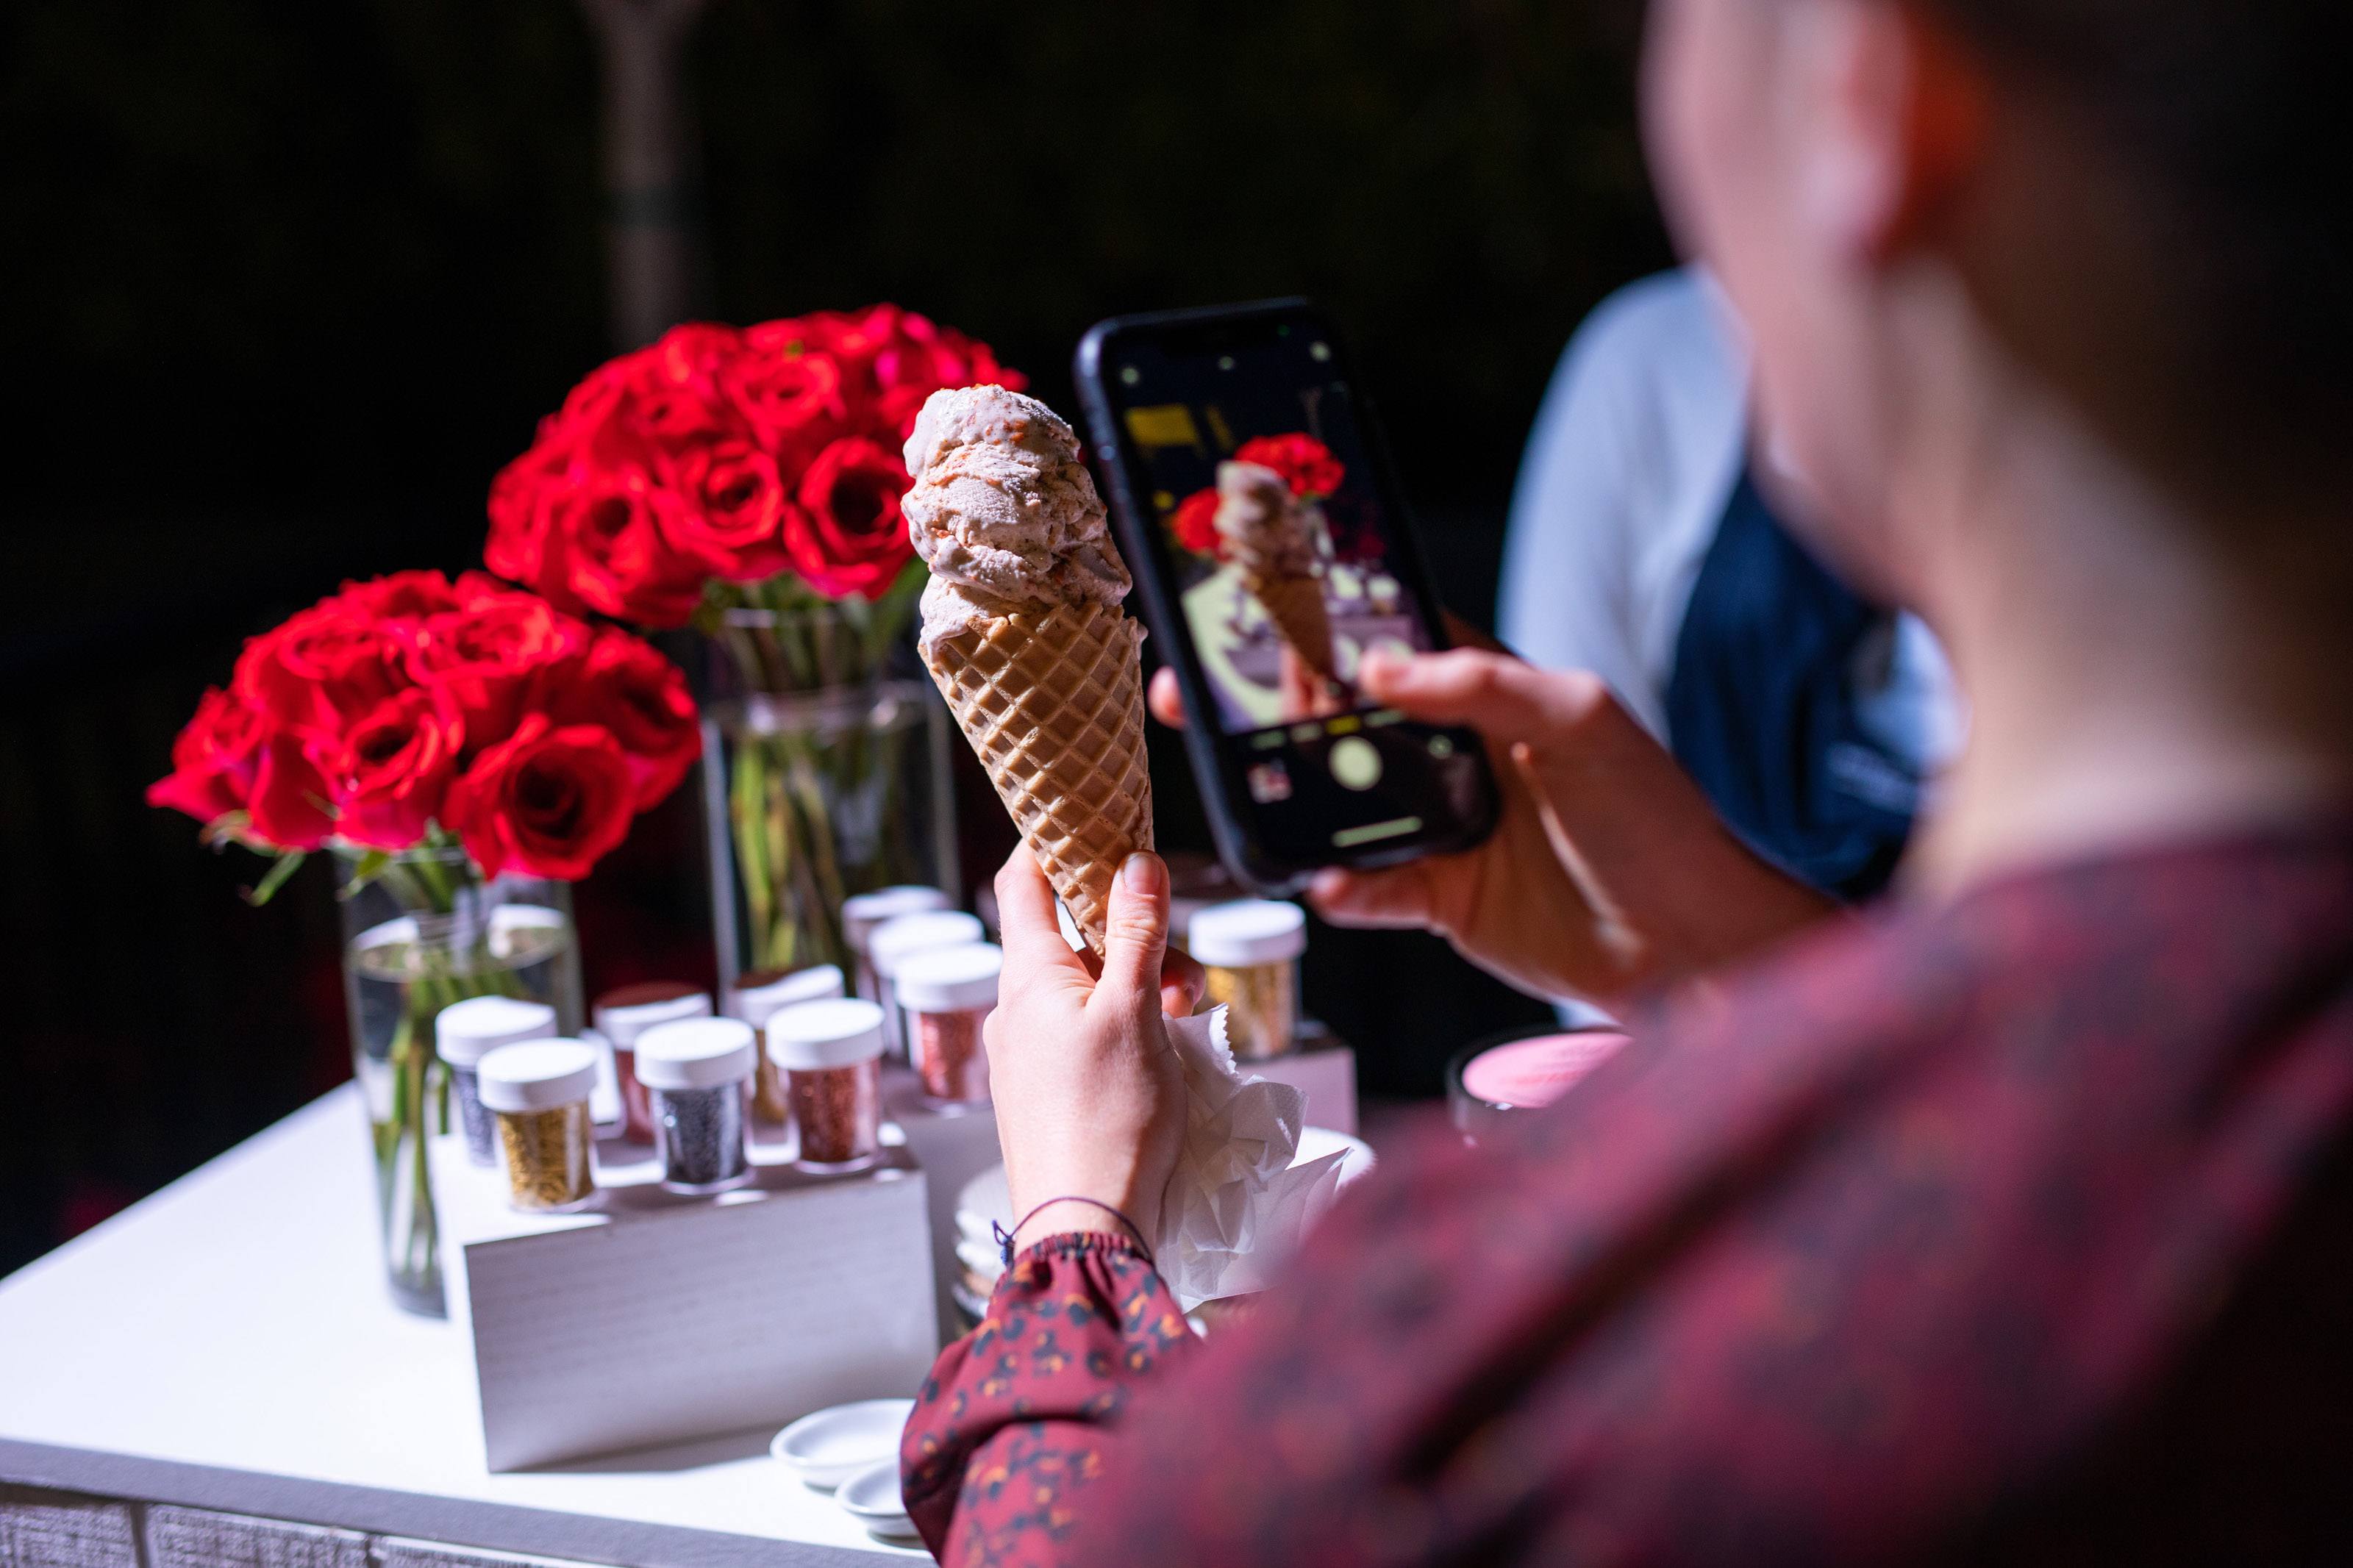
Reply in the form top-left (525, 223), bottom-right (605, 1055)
top-left (435, 995), bottom-right (557, 1066)
top-left (635, 1017), bottom-right (759, 1090)
top-left (1188, 900), bottom-right (1308, 967)
top-left (593, 984), bottom-right (711, 1048)
top-left (765, 997), bottom-right (887, 1070)
top-left (476, 1039), bottom-right (599, 1112)
top-left (729, 964), bottom-right (845, 1027)
top-left (841, 886), bottom-right (953, 952)
top-left (868, 911), bottom-right (985, 975)
top-left (896, 943), bottom-right (1003, 1013)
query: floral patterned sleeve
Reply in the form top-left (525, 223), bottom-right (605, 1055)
top-left (901, 1232), bottom-right (1197, 1566)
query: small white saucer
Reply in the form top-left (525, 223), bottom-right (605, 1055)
top-left (838, 1456), bottom-right (921, 1542)
top-left (770, 1398), bottom-right (915, 1490)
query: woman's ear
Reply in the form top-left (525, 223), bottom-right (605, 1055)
top-left (1803, 0), bottom-right (1989, 263)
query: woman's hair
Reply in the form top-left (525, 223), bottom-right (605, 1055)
top-left (1926, 1), bottom-right (2350, 511)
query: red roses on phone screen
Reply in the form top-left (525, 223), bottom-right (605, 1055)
top-left (149, 572), bottom-right (697, 881)
top-left (483, 304), bottom-right (1022, 628)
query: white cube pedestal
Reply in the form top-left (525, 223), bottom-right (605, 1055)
top-left (882, 1071), bottom-right (1002, 1345)
top-left (433, 1123), bottom-right (937, 1473)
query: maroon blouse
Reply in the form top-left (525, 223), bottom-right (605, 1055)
top-left (904, 825), bottom-right (2353, 1564)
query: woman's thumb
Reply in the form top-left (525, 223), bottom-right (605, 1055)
top-left (1097, 851), bottom-right (1171, 1012)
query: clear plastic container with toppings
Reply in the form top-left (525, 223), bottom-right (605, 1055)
top-left (477, 1039), bottom-right (600, 1211)
top-left (840, 887), bottom-right (951, 1006)
top-left (727, 964), bottom-right (845, 1127)
top-left (434, 995), bottom-right (557, 1167)
top-left (1445, 1025), bottom-right (1632, 1142)
top-left (766, 998), bottom-right (888, 1170)
top-left (636, 1017), bottom-right (759, 1193)
top-left (592, 983), bottom-right (711, 1143)
top-left (1189, 901), bottom-right (1308, 1062)
top-left (867, 910), bottom-right (985, 1063)
top-left (896, 944), bottom-right (1002, 1109)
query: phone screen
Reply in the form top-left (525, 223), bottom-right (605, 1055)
top-left (1085, 307), bottom-right (1493, 877)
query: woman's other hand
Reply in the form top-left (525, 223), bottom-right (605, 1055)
top-left (1146, 642), bottom-right (1833, 1009)
top-left (987, 846), bottom-right (1191, 1256)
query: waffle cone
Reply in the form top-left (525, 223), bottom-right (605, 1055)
top-left (1246, 570), bottom-right (1338, 681)
top-left (921, 601), bottom-right (1154, 956)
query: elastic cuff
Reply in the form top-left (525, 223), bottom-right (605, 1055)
top-left (1004, 1229), bottom-right (1152, 1275)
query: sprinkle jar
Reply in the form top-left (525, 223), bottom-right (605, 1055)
top-left (841, 887), bottom-right (951, 1006)
top-left (896, 943), bottom-right (1001, 1109)
top-left (636, 1017), bottom-right (758, 1192)
top-left (728, 964), bottom-right (845, 1126)
top-left (766, 998), bottom-right (887, 1170)
top-left (1445, 1025), bottom-right (1632, 1143)
top-left (435, 996), bottom-right (557, 1167)
top-left (593, 983), bottom-right (711, 1143)
top-left (477, 1039), bottom-right (599, 1211)
top-left (1190, 901), bottom-right (1308, 1062)
top-left (868, 911), bottom-right (985, 1062)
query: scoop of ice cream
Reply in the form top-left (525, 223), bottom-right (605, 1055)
top-left (903, 385), bottom-right (1131, 647)
top-left (1214, 461), bottom-right (1321, 579)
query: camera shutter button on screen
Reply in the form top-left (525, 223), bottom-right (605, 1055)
top-left (1329, 736), bottom-right (1383, 790)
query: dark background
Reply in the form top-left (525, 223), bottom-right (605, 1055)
top-left (0, 0), bottom-right (1666, 1278)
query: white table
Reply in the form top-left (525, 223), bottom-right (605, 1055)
top-left (0, 1086), bottom-right (919, 1567)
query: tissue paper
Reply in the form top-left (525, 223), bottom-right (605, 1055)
top-left (1154, 1006), bottom-right (1349, 1309)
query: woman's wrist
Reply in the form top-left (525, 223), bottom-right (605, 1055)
top-left (1009, 1198), bottom-right (1150, 1259)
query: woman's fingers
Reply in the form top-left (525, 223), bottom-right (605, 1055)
top-left (993, 846), bottom-right (1097, 996)
top-left (1160, 946), bottom-right (1206, 1018)
top-left (1357, 648), bottom-right (1613, 747)
top-left (1148, 666), bottom-right (1188, 729)
top-left (1096, 852), bottom-right (1171, 1022)
top-left (1307, 862), bottom-right (1449, 931)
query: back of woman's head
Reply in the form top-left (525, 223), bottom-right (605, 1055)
top-left (1925, 0), bottom-right (2350, 512)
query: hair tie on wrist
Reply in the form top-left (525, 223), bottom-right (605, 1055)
top-left (996, 1196), bottom-right (1154, 1268)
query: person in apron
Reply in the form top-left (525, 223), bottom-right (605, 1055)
top-left (1500, 266), bottom-right (1963, 902)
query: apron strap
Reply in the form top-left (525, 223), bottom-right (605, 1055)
top-left (1665, 465), bottom-right (1918, 899)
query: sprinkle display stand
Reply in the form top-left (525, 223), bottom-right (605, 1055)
top-left (431, 1121), bottom-right (937, 1472)
top-left (883, 1070), bottom-right (1005, 1343)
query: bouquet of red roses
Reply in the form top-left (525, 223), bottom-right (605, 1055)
top-left (1168, 432), bottom-right (1347, 559)
top-left (148, 569), bottom-right (699, 900)
top-left (484, 304), bottom-right (1024, 639)
top-left (482, 304), bottom-right (1026, 974)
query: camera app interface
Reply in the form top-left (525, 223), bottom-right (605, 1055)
top-left (1106, 322), bottom-right (1466, 848)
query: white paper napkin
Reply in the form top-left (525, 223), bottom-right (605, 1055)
top-left (1154, 1006), bottom-right (1349, 1310)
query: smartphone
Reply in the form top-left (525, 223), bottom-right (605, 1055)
top-left (1074, 298), bottom-right (1499, 894)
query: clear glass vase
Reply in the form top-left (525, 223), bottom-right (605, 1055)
top-left (701, 604), bottom-right (959, 983)
top-left (337, 846), bottom-right (583, 1317)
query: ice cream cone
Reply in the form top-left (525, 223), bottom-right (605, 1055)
top-left (1246, 570), bottom-right (1338, 682)
top-left (920, 599), bottom-right (1154, 956)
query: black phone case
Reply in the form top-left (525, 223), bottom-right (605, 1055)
top-left (1074, 298), bottom-right (1499, 895)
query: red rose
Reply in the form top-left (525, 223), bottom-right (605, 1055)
top-left (246, 730), bottom-right (336, 851)
top-left (490, 457), bottom-right (708, 629)
top-left (1234, 432), bottom-right (1346, 501)
top-left (405, 580), bottom-right (590, 755)
top-left (444, 714), bottom-right (638, 881)
top-left (1171, 487), bottom-right (1224, 558)
top-left (549, 629), bottom-right (700, 809)
top-left (341, 570), bottom-right (461, 626)
top-left (786, 435), bottom-right (916, 601)
top-left (146, 687), bottom-right (267, 824)
top-left (313, 687), bottom-right (462, 851)
top-left (605, 323), bottom-right (743, 448)
top-left (232, 598), bottom-right (409, 735)
top-left (723, 334), bottom-right (849, 458)
top-left (660, 437), bottom-right (799, 584)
